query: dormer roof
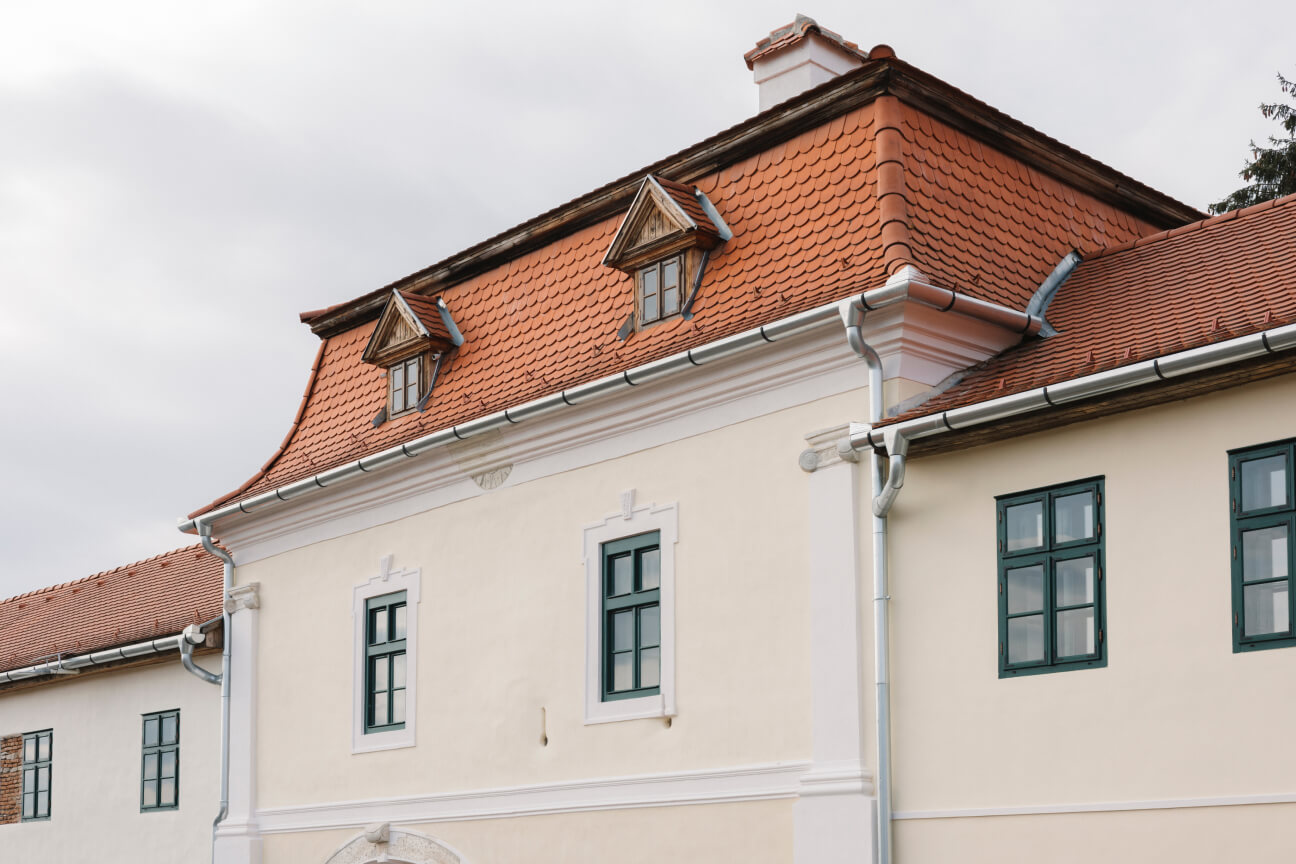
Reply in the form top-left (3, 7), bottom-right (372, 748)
top-left (361, 290), bottom-right (459, 367)
top-left (602, 175), bottom-right (729, 272)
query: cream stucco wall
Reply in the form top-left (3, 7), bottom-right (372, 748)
top-left (238, 388), bottom-right (877, 811)
top-left (0, 657), bottom-right (220, 862)
top-left (883, 372), bottom-right (1296, 857)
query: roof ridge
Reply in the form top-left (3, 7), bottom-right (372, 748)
top-left (0, 543), bottom-right (208, 607)
top-left (1082, 190), bottom-right (1296, 263)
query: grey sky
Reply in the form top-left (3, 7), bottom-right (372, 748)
top-left (1, 0), bottom-right (1292, 598)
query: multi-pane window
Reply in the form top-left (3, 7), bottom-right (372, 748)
top-left (602, 532), bottom-right (661, 701)
top-left (389, 355), bottom-right (422, 416)
top-left (637, 255), bottom-right (683, 325)
top-left (365, 591), bottom-right (408, 732)
top-left (997, 478), bottom-right (1106, 676)
top-left (1230, 440), bottom-right (1296, 651)
top-left (141, 710), bottom-right (179, 811)
top-left (21, 729), bottom-right (51, 821)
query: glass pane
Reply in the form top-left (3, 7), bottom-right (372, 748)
top-left (22, 792), bottom-right (33, 820)
top-left (36, 766), bottom-right (49, 790)
top-left (372, 693), bottom-right (388, 727)
top-left (143, 781), bottom-right (157, 809)
top-left (161, 751), bottom-right (176, 779)
top-left (1006, 565), bottom-right (1044, 614)
top-left (1242, 454), bottom-right (1288, 512)
top-left (369, 607), bottom-right (387, 644)
top-left (640, 647), bottom-right (660, 688)
top-left (393, 604), bottom-right (407, 640)
top-left (24, 738), bottom-right (35, 763)
top-left (144, 753), bottom-right (158, 780)
top-left (162, 715), bottom-right (178, 745)
top-left (391, 364), bottom-right (404, 392)
top-left (37, 734), bottom-right (49, 762)
top-left (160, 778), bottom-right (175, 807)
top-left (662, 286), bottom-right (678, 316)
top-left (610, 554), bottom-right (632, 596)
top-left (1056, 607), bottom-right (1095, 657)
top-left (36, 790), bottom-right (48, 818)
top-left (662, 259), bottom-right (680, 315)
top-left (662, 258), bottom-right (680, 290)
top-left (613, 610), bottom-right (634, 652)
top-left (143, 718), bottom-right (159, 747)
top-left (640, 266), bottom-right (658, 299)
top-left (373, 656), bottom-right (389, 690)
top-left (1056, 557), bottom-right (1094, 606)
top-left (1054, 492), bottom-right (1095, 543)
top-left (642, 291), bottom-right (658, 322)
top-left (1243, 525), bottom-right (1290, 582)
top-left (392, 652), bottom-right (406, 688)
top-left (639, 605), bottom-right (660, 648)
top-left (1005, 501), bottom-right (1044, 551)
top-left (1007, 614), bottom-right (1044, 664)
top-left (612, 652), bottom-right (633, 691)
top-left (406, 379), bottom-right (418, 406)
top-left (22, 767), bottom-right (33, 790)
top-left (392, 689), bottom-right (406, 724)
top-left (639, 548), bottom-right (660, 591)
top-left (1244, 581), bottom-right (1290, 636)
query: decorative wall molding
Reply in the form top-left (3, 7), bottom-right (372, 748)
top-left (256, 760), bottom-right (811, 834)
top-left (225, 583), bottom-right (261, 614)
top-left (323, 826), bottom-right (467, 864)
top-left (893, 791), bottom-right (1296, 821)
top-left (799, 425), bottom-right (859, 473)
top-left (352, 559), bottom-right (422, 754)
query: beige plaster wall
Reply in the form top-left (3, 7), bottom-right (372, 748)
top-left (240, 389), bottom-right (871, 808)
top-left (0, 658), bottom-right (220, 862)
top-left (262, 799), bottom-right (793, 864)
top-left (884, 373), bottom-right (1296, 819)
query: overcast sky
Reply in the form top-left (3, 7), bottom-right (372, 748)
top-left (1, 0), bottom-right (1292, 598)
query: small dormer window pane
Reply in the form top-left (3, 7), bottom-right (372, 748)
top-left (640, 266), bottom-right (659, 322)
top-left (388, 355), bottom-right (423, 417)
top-left (404, 358), bottom-right (419, 408)
top-left (662, 258), bottom-right (680, 316)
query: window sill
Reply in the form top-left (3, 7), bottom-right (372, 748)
top-left (584, 692), bottom-right (673, 726)
top-left (352, 725), bottom-right (415, 754)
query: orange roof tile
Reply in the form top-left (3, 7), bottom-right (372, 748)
top-left (193, 52), bottom-right (1204, 517)
top-left (744, 15), bottom-right (870, 69)
top-left (397, 291), bottom-right (456, 347)
top-left (0, 545), bottom-right (223, 674)
top-left (881, 193), bottom-right (1296, 427)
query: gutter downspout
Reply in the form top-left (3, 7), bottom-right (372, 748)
top-left (841, 298), bottom-right (908, 864)
top-left (199, 528), bottom-right (234, 864)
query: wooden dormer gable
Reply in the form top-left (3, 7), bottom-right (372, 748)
top-left (602, 175), bottom-right (730, 273)
top-left (361, 290), bottom-right (459, 368)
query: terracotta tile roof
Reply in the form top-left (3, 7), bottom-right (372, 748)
top-left (744, 15), bottom-right (870, 69)
top-left (881, 193), bottom-right (1296, 427)
top-left (0, 545), bottom-right (223, 674)
top-left (653, 176), bottom-right (724, 240)
top-left (398, 291), bottom-right (455, 346)
top-left (193, 57), bottom-right (1201, 516)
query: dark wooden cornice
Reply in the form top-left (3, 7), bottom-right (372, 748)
top-left (306, 56), bottom-right (1204, 339)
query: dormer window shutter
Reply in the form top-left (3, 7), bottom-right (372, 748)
top-left (603, 176), bottom-right (731, 327)
top-left (362, 290), bottom-right (462, 418)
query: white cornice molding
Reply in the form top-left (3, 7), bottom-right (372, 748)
top-left (255, 760), bottom-right (811, 834)
top-left (895, 791), bottom-right (1296, 820)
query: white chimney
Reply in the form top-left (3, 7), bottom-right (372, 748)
top-left (745, 15), bottom-right (869, 112)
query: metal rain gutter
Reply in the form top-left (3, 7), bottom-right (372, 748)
top-left (0, 617), bottom-right (221, 685)
top-left (198, 531), bottom-right (235, 864)
top-left (179, 273), bottom-right (1041, 536)
top-left (850, 321), bottom-right (1296, 453)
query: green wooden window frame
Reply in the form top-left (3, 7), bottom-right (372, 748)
top-left (601, 532), bottom-right (662, 701)
top-left (365, 591), bottom-right (408, 732)
top-left (21, 729), bottom-right (52, 821)
top-left (997, 478), bottom-right (1106, 677)
top-left (1229, 439), bottom-right (1296, 652)
top-left (141, 710), bottom-right (180, 812)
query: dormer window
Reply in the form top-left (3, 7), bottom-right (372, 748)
top-left (639, 254), bottom-right (683, 324)
top-left (362, 290), bottom-right (463, 420)
top-left (604, 175), bottom-right (731, 330)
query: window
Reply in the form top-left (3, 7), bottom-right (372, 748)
top-left (602, 533), bottom-right (662, 701)
top-left (1230, 440), bottom-right (1296, 651)
top-left (141, 711), bottom-right (179, 811)
top-left (583, 497), bottom-right (677, 724)
top-left (637, 254), bottom-right (683, 325)
top-left (388, 355), bottom-right (423, 416)
top-left (997, 478), bottom-right (1106, 676)
top-left (365, 592), bottom-right (408, 732)
top-left (353, 557), bottom-right (420, 753)
top-left (21, 730), bottom-right (51, 821)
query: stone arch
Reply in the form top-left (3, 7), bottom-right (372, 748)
top-left (322, 825), bottom-right (467, 864)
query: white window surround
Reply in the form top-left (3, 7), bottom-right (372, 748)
top-left (353, 555), bottom-right (421, 753)
top-left (583, 494), bottom-right (677, 724)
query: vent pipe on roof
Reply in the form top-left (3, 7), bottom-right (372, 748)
top-left (744, 16), bottom-right (869, 112)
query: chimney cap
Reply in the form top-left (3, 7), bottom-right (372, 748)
top-left (744, 14), bottom-right (869, 70)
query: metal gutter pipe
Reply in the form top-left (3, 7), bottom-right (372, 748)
top-left (179, 278), bottom-right (1039, 536)
top-left (849, 320), bottom-right (1296, 453)
top-left (180, 623), bottom-right (222, 685)
top-left (840, 297), bottom-right (900, 864)
top-left (199, 530), bottom-right (235, 864)
top-left (0, 625), bottom-right (216, 685)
